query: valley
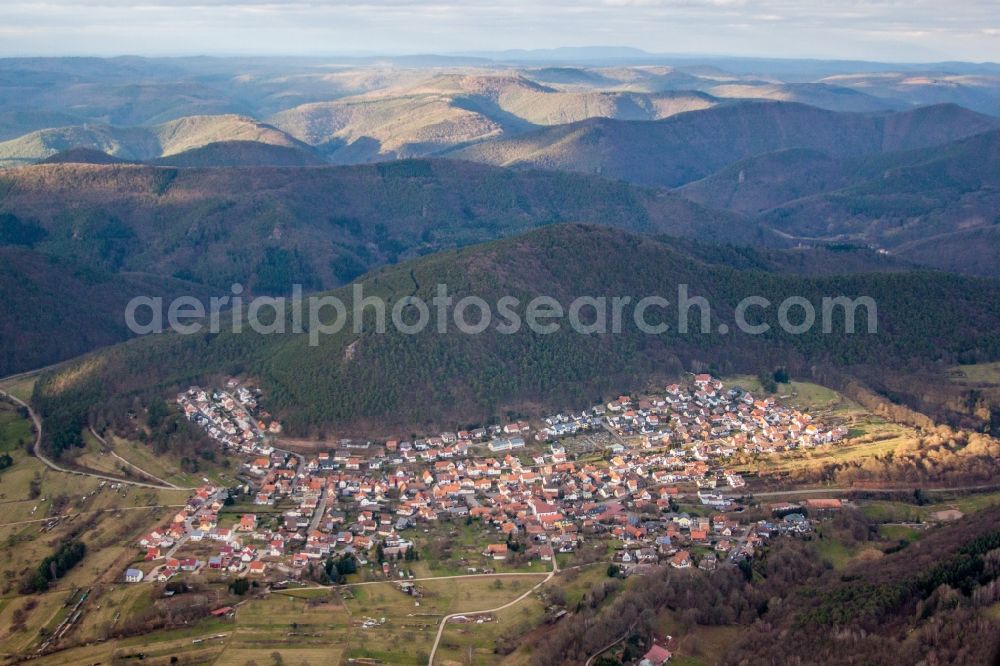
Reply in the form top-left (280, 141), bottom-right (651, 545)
top-left (2, 47), bottom-right (1000, 666)
top-left (4, 360), bottom-right (1000, 666)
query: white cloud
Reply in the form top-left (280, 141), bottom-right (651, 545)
top-left (0, 0), bottom-right (996, 60)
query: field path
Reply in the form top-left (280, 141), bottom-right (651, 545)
top-left (427, 555), bottom-right (559, 664)
top-left (88, 425), bottom-right (189, 489)
top-left (0, 383), bottom-right (181, 490)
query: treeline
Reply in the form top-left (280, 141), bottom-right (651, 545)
top-left (33, 363), bottom-right (217, 464)
top-left (20, 540), bottom-right (85, 593)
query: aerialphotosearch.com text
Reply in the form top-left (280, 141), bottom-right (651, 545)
top-left (125, 283), bottom-right (878, 346)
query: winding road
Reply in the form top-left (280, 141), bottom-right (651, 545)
top-left (0, 379), bottom-right (183, 491)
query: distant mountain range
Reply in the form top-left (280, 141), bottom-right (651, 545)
top-left (0, 57), bottom-right (997, 165)
top-left (0, 114), bottom-right (315, 166)
top-left (4, 54), bottom-right (1000, 397)
top-left (453, 102), bottom-right (998, 187)
top-left (268, 74), bottom-right (719, 163)
top-left (679, 127), bottom-right (1000, 277)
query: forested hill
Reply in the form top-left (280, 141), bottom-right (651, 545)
top-left (0, 246), bottom-right (219, 376)
top-left (0, 159), bottom-right (743, 376)
top-left (452, 101), bottom-right (999, 187)
top-left (33, 224), bottom-right (1000, 447)
top-left (722, 505), bottom-right (1000, 665)
top-left (0, 159), bottom-right (745, 293)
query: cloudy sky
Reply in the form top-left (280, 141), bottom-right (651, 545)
top-left (1, 0), bottom-right (998, 62)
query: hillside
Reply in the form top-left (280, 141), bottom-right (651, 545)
top-left (0, 246), bottom-right (218, 376)
top-left (32, 224), bottom-right (1000, 445)
top-left (752, 129), bottom-right (1000, 276)
top-left (268, 73), bottom-right (718, 163)
top-left (452, 101), bottom-right (999, 187)
top-left (151, 140), bottom-right (326, 167)
top-left (705, 81), bottom-right (899, 112)
top-left (0, 114), bottom-right (311, 166)
top-left (677, 148), bottom-right (855, 214)
top-left (39, 147), bottom-right (131, 165)
top-left (821, 71), bottom-right (1000, 115)
top-left (0, 159), bottom-right (744, 294)
top-left (722, 505), bottom-right (1000, 665)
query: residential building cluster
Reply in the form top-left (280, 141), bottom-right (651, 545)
top-left (141, 375), bottom-right (848, 583)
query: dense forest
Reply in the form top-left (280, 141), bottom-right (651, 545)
top-left (0, 159), bottom-right (742, 376)
top-left (0, 160), bottom-right (743, 295)
top-left (523, 506), bottom-right (1000, 665)
top-left (0, 245), bottom-right (219, 376)
top-left (31, 224), bottom-right (1000, 450)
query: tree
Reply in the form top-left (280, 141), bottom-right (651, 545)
top-left (758, 371), bottom-right (778, 394)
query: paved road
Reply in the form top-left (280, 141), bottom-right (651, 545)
top-left (308, 485), bottom-right (328, 533)
top-left (725, 483), bottom-right (1000, 499)
top-left (0, 360), bottom-right (71, 387)
top-left (427, 555), bottom-right (559, 665)
top-left (0, 384), bottom-right (181, 491)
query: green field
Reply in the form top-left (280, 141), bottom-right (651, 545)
top-left (106, 433), bottom-right (231, 488)
top-left (724, 375), bottom-right (855, 413)
top-left (0, 401), bottom-right (32, 455)
top-left (0, 407), bottom-right (188, 658)
top-left (653, 607), bottom-right (746, 666)
top-left (0, 374), bottom-right (38, 404)
top-left (409, 521), bottom-right (552, 577)
top-left (878, 524), bottom-right (922, 542)
top-left (42, 573), bottom-right (545, 666)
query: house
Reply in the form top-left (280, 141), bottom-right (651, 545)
top-left (124, 568), bottom-right (144, 583)
top-left (640, 643), bottom-right (672, 665)
top-left (489, 437), bottom-right (525, 452)
top-left (669, 550), bottom-right (691, 568)
top-left (486, 543), bottom-right (508, 560)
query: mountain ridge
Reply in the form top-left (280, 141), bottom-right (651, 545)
top-left (31, 223), bottom-right (1000, 445)
top-left (451, 101), bottom-right (1000, 187)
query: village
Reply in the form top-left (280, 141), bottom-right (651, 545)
top-left (133, 374), bottom-right (850, 589)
